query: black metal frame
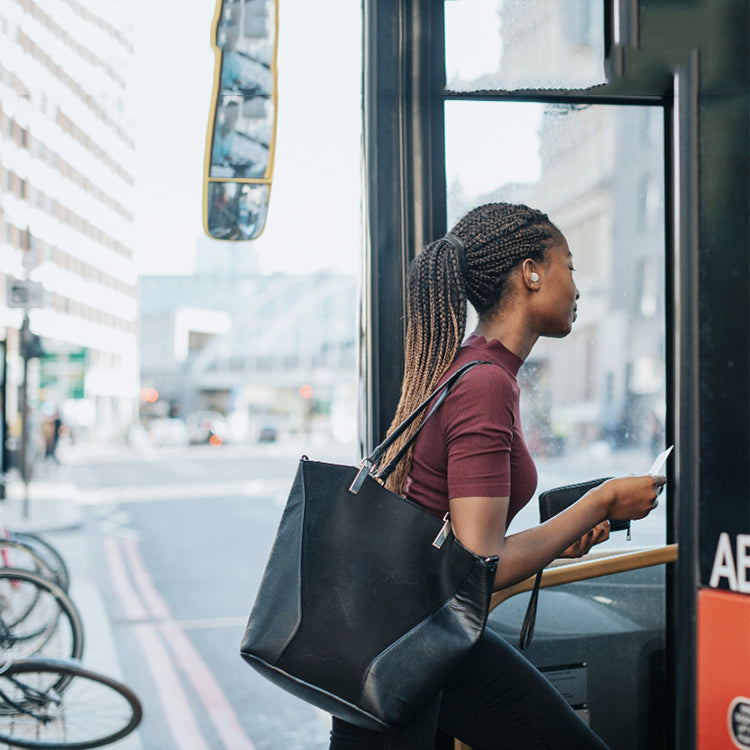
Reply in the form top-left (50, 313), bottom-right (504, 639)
top-left (362, 2), bottom-right (748, 748)
top-left (360, 1), bottom-right (447, 453)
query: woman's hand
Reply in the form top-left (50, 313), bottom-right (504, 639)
top-left (450, 473), bottom-right (666, 591)
top-left (559, 521), bottom-right (610, 558)
top-left (599, 474), bottom-right (666, 521)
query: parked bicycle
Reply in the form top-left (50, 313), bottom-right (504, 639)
top-left (0, 529), bottom-right (142, 747)
top-left (0, 656), bottom-right (142, 748)
top-left (0, 569), bottom-right (83, 663)
top-left (0, 533), bottom-right (70, 593)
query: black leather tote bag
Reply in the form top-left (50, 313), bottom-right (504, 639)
top-left (240, 361), bottom-right (498, 731)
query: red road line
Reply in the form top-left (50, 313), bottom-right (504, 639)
top-left (119, 537), bottom-right (169, 620)
top-left (120, 536), bottom-right (256, 750)
top-left (105, 537), bottom-right (211, 749)
top-left (133, 623), bottom-right (212, 750)
top-left (160, 620), bottom-right (257, 750)
top-left (103, 536), bottom-right (147, 621)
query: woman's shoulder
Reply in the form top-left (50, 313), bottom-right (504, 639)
top-left (443, 359), bottom-right (519, 410)
top-left (449, 351), bottom-right (518, 385)
top-left (435, 362), bottom-right (518, 438)
top-left (461, 361), bottom-right (517, 391)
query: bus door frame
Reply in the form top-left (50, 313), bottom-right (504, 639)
top-left (361, 2), bottom-right (749, 748)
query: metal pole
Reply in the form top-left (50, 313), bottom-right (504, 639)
top-left (19, 313), bottom-right (30, 519)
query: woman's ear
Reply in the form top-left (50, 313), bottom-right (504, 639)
top-left (521, 259), bottom-right (541, 290)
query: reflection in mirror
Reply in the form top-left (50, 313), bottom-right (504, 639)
top-left (204, 0), bottom-right (278, 240)
top-left (207, 182), bottom-right (269, 241)
top-left (210, 93), bottom-right (271, 178)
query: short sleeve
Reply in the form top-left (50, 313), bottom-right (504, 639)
top-left (440, 367), bottom-right (518, 499)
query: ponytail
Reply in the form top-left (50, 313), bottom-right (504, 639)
top-left (381, 237), bottom-right (467, 494)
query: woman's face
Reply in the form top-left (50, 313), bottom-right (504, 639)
top-left (533, 237), bottom-right (579, 338)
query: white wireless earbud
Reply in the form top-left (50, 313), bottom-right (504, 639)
top-left (530, 272), bottom-right (540, 282)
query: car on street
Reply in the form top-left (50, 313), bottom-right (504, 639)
top-left (185, 411), bottom-right (229, 445)
top-left (147, 418), bottom-right (189, 447)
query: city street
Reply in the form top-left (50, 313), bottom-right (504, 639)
top-left (24, 438), bottom-right (361, 750)
top-left (14, 437), bottom-right (667, 750)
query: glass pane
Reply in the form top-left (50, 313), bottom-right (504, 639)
top-left (446, 100), bottom-right (667, 550)
top-left (445, 0), bottom-right (606, 91)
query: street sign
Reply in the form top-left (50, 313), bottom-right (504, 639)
top-left (7, 279), bottom-right (43, 308)
top-left (40, 348), bottom-right (87, 399)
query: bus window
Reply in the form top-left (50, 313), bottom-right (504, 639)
top-left (203, 0), bottom-right (278, 240)
top-left (445, 0), bottom-right (606, 92)
top-left (445, 100), bottom-right (667, 550)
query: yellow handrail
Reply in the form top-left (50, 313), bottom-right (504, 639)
top-left (490, 543), bottom-right (679, 610)
top-left (454, 543), bottom-right (679, 750)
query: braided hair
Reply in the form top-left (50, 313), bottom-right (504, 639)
top-left (381, 203), bottom-right (562, 494)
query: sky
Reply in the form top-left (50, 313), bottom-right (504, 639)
top-left (131, 1), bottom-right (362, 277)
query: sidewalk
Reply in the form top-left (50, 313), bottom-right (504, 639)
top-left (1, 463), bottom-right (83, 534)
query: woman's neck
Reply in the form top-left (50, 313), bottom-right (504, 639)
top-left (473, 316), bottom-right (539, 361)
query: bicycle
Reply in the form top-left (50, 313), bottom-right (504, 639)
top-left (0, 569), bottom-right (83, 663)
top-left (0, 533), bottom-right (70, 593)
top-left (0, 492), bottom-right (142, 746)
top-left (0, 656), bottom-right (142, 748)
top-left (0, 537), bottom-right (69, 594)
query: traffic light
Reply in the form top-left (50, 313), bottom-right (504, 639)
top-left (20, 329), bottom-right (44, 360)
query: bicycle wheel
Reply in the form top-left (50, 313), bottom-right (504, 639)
top-left (0, 540), bottom-right (66, 592)
top-left (0, 570), bottom-right (83, 662)
top-left (0, 657), bottom-right (142, 749)
top-left (8, 534), bottom-right (70, 593)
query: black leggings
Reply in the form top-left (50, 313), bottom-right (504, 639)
top-left (329, 629), bottom-right (610, 750)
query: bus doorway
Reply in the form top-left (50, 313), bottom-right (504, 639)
top-left (361, 2), bottom-right (749, 748)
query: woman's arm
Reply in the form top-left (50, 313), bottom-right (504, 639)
top-left (450, 475), bottom-right (664, 591)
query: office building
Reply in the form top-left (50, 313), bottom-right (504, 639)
top-left (0, 0), bottom-right (138, 441)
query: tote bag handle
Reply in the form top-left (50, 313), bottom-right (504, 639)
top-left (349, 360), bottom-right (489, 493)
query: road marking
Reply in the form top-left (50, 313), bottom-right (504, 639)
top-left (174, 616), bottom-right (249, 630)
top-left (105, 536), bottom-right (210, 749)
top-left (161, 620), bottom-right (257, 750)
top-left (82, 479), bottom-right (290, 505)
top-left (104, 536), bottom-right (147, 621)
top-left (120, 537), bottom-right (170, 621)
top-left (133, 623), bottom-right (212, 750)
top-left (109, 536), bottom-right (256, 750)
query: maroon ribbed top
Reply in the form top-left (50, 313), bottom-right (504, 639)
top-left (405, 334), bottom-right (537, 527)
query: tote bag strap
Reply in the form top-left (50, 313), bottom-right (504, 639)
top-left (349, 360), bottom-right (490, 494)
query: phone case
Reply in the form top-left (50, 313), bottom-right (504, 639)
top-left (538, 477), bottom-right (631, 533)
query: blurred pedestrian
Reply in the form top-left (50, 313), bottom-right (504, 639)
top-left (43, 409), bottom-right (63, 464)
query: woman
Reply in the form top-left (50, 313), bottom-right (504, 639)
top-left (329, 203), bottom-right (664, 749)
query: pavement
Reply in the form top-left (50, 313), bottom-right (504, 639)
top-left (1, 463), bottom-right (83, 534)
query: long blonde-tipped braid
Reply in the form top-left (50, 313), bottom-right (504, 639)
top-left (381, 203), bottom-right (559, 496)
top-left (381, 238), bottom-right (466, 494)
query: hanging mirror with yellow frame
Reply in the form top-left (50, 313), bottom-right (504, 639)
top-left (203, 0), bottom-right (279, 241)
